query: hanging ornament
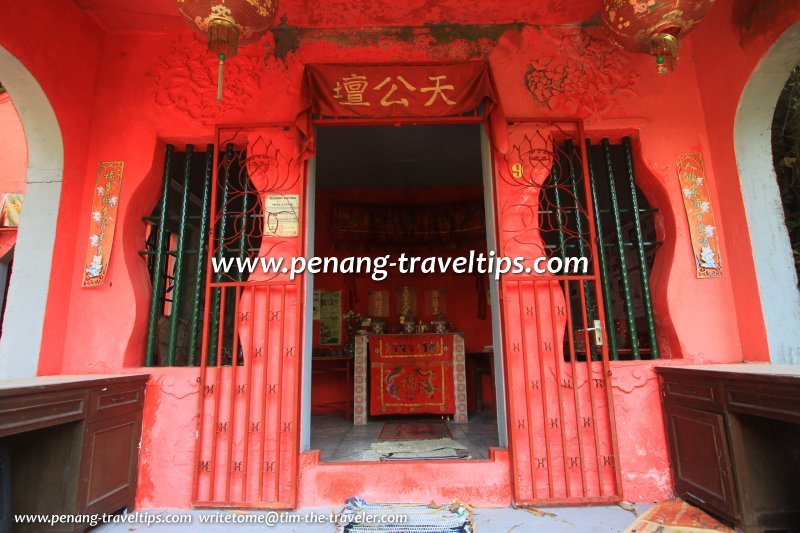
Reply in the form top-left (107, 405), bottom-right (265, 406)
top-left (176, 1), bottom-right (279, 100)
top-left (601, 0), bottom-right (716, 74)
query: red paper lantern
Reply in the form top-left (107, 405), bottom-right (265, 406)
top-left (176, 0), bottom-right (279, 99)
top-left (601, 0), bottom-right (716, 73)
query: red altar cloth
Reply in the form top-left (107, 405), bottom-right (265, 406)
top-left (369, 334), bottom-right (456, 416)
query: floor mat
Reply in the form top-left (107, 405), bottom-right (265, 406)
top-left (378, 421), bottom-right (452, 441)
top-left (335, 496), bottom-right (473, 532)
top-left (624, 500), bottom-right (734, 533)
top-left (350, 438), bottom-right (470, 461)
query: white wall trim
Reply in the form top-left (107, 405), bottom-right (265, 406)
top-left (0, 46), bottom-right (64, 378)
top-left (300, 156), bottom-right (316, 451)
top-left (734, 22), bottom-right (800, 364)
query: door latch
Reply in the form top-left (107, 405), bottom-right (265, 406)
top-left (585, 320), bottom-right (604, 347)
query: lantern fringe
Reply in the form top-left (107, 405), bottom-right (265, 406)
top-left (650, 33), bottom-right (680, 74)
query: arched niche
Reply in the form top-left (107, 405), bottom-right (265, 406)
top-left (734, 21), bottom-right (800, 364)
top-left (0, 45), bottom-right (64, 378)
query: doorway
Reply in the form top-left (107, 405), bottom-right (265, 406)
top-left (303, 122), bottom-right (505, 462)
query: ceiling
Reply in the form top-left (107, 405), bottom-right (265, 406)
top-left (315, 124), bottom-right (484, 190)
top-left (73, 0), bottom-right (600, 33)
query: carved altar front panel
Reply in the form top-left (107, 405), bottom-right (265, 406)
top-left (353, 334), bottom-right (467, 424)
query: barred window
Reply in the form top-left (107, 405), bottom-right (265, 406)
top-left (141, 144), bottom-right (260, 367)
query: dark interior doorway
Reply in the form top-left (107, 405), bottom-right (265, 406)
top-left (308, 123), bottom-right (500, 462)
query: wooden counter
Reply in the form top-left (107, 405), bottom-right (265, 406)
top-left (656, 364), bottom-right (800, 532)
top-left (0, 374), bottom-right (148, 532)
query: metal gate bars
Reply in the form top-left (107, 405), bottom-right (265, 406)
top-left (192, 126), bottom-right (305, 508)
top-left (496, 121), bottom-right (622, 504)
top-left (189, 120), bottom-right (625, 508)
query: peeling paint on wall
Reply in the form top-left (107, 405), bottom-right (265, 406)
top-left (270, 20), bottom-right (530, 62)
top-left (732, 0), bottom-right (798, 46)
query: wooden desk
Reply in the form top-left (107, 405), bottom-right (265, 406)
top-left (656, 365), bottom-right (800, 532)
top-left (0, 374), bottom-right (148, 532)
top-left (467, 352), bottom-right (495, 412)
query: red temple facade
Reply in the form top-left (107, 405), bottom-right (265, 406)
top-left (1, 0), bottom-right (799, 514)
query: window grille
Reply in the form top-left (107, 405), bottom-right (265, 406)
top-left (586, 137), bottom-right (662, 360)
top-left (142, 138), bottom-right (660, 366)
top-left (535, 136), bottom-right (661, 362)
top-left (142, 144), bottom-right (262, 367)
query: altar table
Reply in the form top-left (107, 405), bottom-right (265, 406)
top-left (352, 334), bottom-right (468, 424)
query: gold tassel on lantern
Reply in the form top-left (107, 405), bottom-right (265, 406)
top-left (601, 0), bottom-right (716, 74)
top-left (176, 1), bottom-right (279, 101)
top-left (207, 19), bottom-right (239, 100)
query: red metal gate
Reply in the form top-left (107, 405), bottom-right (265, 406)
top-left (495, 121), bottom-right (622, 504)
top-left (190, 119), bottom-right (619, 508)
top-left (192, 125), bottom-right (305, 508)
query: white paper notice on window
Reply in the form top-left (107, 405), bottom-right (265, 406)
top-left (264, 194), bottom-right (299, 237)
top-left (312, 290), bottom-right (321, 320)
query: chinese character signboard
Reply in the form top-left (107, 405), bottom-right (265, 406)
top-left (424, 289), bottom-right (447, 316)
top-left (368, 290), bottom-right (390, 318)
top-left (396, 286), bottom-right (417, 318)
top-left (677, 153), bottom-right (722, 278)
top-left (82, 161), bottom-right (124, 287)
top-left (302, 62), bottom-right (498, 119)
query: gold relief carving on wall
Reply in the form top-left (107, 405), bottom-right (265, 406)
top-left (153, 38), bottom-right (263, 123)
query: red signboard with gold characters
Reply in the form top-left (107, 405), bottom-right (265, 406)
top-left (303, 62), bottom-right (497, 119)
top-left (298, 62), bottom-right (509, 155)
top-left (369, 334), bottom-right (456, 416)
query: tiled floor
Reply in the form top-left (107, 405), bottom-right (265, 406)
top-left (309, 411), bottom-right (500, 462)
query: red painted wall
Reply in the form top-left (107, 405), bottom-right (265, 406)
top-left (691, 0), bottom-right (800, 362)
top-left (0, 0), bottom-right (104, 374)
top-left (0, 93), bottom-right (27, 194)
top-left (0, 0), bottom-right (793, 509)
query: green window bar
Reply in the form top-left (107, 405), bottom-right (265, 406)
top-left (144, 145), bottom-right (174, 367)
top-left (141, 142), bottom-right (260, 367)
top-left (565, 140), bottom-right (599, 362)
top-left (586, 138), bottom-right (663, 361)
top-left (602, 138), bottom-right (641, 360)
top-left (621, 138), bottom-right (659, 359)
top-left (142, 145), bottom-right (214, 366)
top-left (166, 145), bottom-right (194, 366)
top-left (207, 144), bottom-right (234, 367)
top-left (187, 144), bottom-right (215, 366)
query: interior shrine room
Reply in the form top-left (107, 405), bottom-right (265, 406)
top-left (308, 123), bottom-right (500, 461)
